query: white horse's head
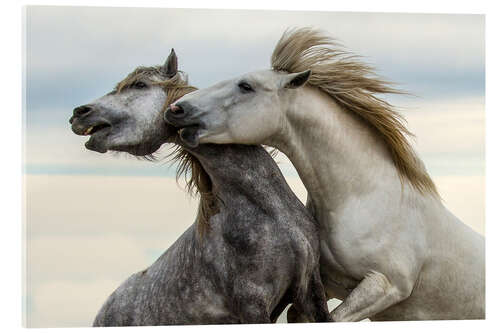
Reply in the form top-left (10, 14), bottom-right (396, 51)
top-left (70, 50), bottom-right (182, 156)
top-left (164, 69), bottom-right (311, 147)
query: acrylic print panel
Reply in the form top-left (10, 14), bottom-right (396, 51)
top-left (24, 6), bottom-right (484, 327)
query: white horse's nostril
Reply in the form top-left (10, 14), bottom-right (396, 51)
top-left (170, 104), bottom-right (184, 115)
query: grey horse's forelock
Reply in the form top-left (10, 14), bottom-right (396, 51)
top-left (271, 27), bottom-right (439, 197)
top-left (115, 66), bottom-right (191, 93)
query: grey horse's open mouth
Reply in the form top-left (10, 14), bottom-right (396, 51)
top-left (75, 122), bottom-right (112, 153)
top-left (71, 118), bottom-right (112, 137)
top-left (82, 123), bottom-right (112, 136)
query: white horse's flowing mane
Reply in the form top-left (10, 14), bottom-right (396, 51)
top-left (271, 27), bottom-right (438, 197)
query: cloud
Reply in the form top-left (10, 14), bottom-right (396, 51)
top-left (26, 7), bottom-right (484, 112)
top-left (27, 7), bottom-right (484, 73)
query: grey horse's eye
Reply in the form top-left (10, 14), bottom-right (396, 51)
top-left (238, 81), bottom-right (254, 93)
top-left (131, 81), bottom-right (148, 89)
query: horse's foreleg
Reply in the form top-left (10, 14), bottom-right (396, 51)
top-left (270, 298), bottom-right (291, 323)
top-left (289, 269), bottom-right (333, 323)
top-left (287, 305), bottom-right (309, 323)
top-left (331, 270), bottom-right (413, 322)
top-left (233, 282), bottom-right (272, 324)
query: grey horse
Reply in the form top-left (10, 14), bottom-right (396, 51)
top-left (69, 50), bottom-right (332, 325)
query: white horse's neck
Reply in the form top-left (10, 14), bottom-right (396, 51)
top-left (271, 86), bottom-right (405, 224)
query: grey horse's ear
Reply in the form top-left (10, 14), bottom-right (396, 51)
top-left (163, 48), bottom-right (178, 78)
top-left (282, 70), bottom-right (311, 89)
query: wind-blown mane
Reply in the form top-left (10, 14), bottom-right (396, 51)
top-left (116, 66), bottom-right (215, 232)
top-left (271, 27), bottom-right (438, 197)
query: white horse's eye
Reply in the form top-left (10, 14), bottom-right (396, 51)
top-left (238, 81), bottom-right (254, 93)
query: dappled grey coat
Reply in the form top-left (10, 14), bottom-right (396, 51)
top-left (93, 144), bottom-right (331, 325)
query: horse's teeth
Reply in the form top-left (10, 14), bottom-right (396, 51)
top-left (84, 126), bottom-right (94, 135)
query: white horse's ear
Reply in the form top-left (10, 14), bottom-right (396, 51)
top-left (282, 70), bottom-right (311, 89)
top-left (163, 48), bottom-right (178, 78)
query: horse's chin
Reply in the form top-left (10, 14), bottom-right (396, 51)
top-left (76, 123), bottom-right (113, 153)
top-left (163, 124), bottom-right (180, 144)
top-left (178, 126), bottom-right (200, 148)
top-left (85, 138), bottom-right (108, 153)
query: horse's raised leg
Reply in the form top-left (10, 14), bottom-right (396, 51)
top-left (330, 270), bottom-right (413, 322)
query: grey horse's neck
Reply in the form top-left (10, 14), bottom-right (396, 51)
top-left (185, 144), bottom-right (286, 204)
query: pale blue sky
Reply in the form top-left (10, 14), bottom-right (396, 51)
top-left (25, 6), bottom-right (484, 178)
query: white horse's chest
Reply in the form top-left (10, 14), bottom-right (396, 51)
top-left (315, 194), bottom-right (423, 279)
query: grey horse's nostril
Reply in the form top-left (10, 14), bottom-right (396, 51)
top-left (73, 105), bottom-right (93, 117)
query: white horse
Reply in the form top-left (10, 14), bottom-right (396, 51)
top-left (165, 28), bottom-right (485, 321)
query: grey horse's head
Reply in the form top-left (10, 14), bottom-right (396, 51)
top-left (69, 49), bottom-right (195, 156)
